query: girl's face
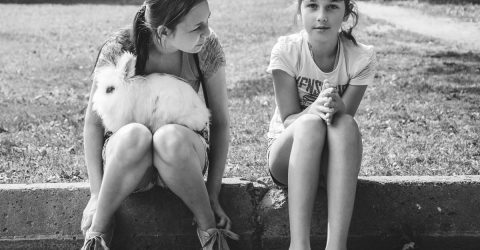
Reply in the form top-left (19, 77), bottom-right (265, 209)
top-left (164, 1), bottom-right (211, 53)
top-left (300, 0), bottom-right (346, 43)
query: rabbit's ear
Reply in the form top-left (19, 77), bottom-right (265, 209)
top-left (117, 52), bottom-right (137, 79)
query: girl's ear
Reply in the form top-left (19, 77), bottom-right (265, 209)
top-left (156, 25), bottom-right (172, 38)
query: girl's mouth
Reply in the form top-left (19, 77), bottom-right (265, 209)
top-left (313, 26), bottom-right (330, 31)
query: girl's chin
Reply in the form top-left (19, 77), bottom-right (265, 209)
top-left (192, 44), bottom-right (205, 53)
top-left (182, 46), bottom-right (203, 54)
top-left (308, 32), bottom-right (337, 43)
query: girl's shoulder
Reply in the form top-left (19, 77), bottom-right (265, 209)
top-left (197, 28), bottom-right (226, 79)
top-left (95, 27), bottom-right (135, 69)
top-left (341, 35), bottom-right (375, 57)
top-left (272, 31), bottom-right (305, 54)
top-left (340, 35), bottom-right (377, 75)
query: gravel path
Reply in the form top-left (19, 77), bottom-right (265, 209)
top-left (357, 1), bottom-right (480, 52)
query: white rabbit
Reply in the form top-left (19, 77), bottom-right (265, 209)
top-left (92, 52), bottom-right (210, 133)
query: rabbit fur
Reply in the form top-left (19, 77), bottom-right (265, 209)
top-left (92, 52), bottom-right (210, 133)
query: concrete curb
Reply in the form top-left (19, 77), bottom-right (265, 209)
top-left (1, 176), bottom-right (479, 249)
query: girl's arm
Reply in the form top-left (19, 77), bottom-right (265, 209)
top-left (318, 84), bottom-right (367, 125)
top-left (273, 69), bottom-right (368, 128)
top-left (203, 66), bottom-right (233, 229)
top-left (83, 81), bottom-right (105, 196)
top-left (203, 66), bottom-right (229, 202)
top-left (272, 70), bottom-right (332, 128)
top-left (340, 85), bottom-right (367, 117)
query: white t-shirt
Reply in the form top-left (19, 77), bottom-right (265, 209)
top-left (266, 30), bottom-right (377, 139)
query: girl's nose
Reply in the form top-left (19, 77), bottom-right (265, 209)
top-left (317, 16), bottom-right (328, 23)
top-left (316, 9), bottom-right (328, 23)
top-left (201, 25), bottom-right (211, 38)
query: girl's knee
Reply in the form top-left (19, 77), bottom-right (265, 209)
top-left (294, 114), bottom-right (327, 141)
top-left (109, 123), bottom-right (152, 162)
top-left (331, 114), bottom-right (361, 138)
top-left (152, 125), bottom-right (192, 166)
top-left (333, 114), bottom-right (358, 130)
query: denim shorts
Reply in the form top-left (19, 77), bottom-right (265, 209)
top-left (102, 128), bottom-right (209, 193)
top-left (266, 137), bottom-right (288, 188)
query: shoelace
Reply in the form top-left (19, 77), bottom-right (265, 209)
top-left (201, 229), bottom-right (240, 250)
top-left (82, 235), bottom-right (110, 250)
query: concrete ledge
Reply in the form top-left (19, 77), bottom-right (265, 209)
top-left (261, 176), bottom-right (480, 250)
top-left (1, 176), bottom-right (480, 249)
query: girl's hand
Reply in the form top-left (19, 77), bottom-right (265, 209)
top-left (210, 198), bottom-right (232, 230)
top-left (323, 91), bottom-right (346, 125)
top-left (81, 194), bottom-right (98, 235)
top-left (307, 87), bottom-right (337, 122)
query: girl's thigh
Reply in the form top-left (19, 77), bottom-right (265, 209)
top-left (268, 116), bottom-right (329, 186)
top-left (267, 123), bottom-right (296, 186)
top-left (153, 124), bottom-right (208, 174)
top-left (103, 123), bottom-right (155, 191)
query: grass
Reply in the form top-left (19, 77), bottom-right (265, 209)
top-left (0, 0), bottom-right (479, 184)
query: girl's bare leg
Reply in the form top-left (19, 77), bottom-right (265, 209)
top-left (269, 114), bottom-right (327, 250)
top-left (153, 124), bottom-right (216, 231)
top-left (91, 123), bottom-right (153, 233)
top-left (324, 114), bottom-right (362, 250)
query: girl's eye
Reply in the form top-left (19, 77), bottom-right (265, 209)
top-left (193, 21), bottom-right (209, 32)
top-left (306, 3), bottom-right (318, 9)
top-left (327, 4), bottom-right (339, 10)
top-left (192, 23), bottom-right (205, 32)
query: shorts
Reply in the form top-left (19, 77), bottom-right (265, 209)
top-left (101, 127), bottom-right (210, 193)
top-left (266, 137), bottom-right (288, 188)
top-left (266, 137), bottom-right (327, 189)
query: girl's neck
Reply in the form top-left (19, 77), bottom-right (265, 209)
top-left (308, 35), bottom-right (339, 59)
top-left (307, 33), bottom-right (340, 72)
top-left (150, 36), bottom-right (179, 56)
top-left (145, 38), bottom-right (183, 75)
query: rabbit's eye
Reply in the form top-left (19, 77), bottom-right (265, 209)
top-left (106, 86), bottom-right (115, 94)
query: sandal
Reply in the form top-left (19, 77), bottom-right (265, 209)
top-left (81, 220), bottom-right (115, 250)
top-left (197, 227), bottom-right (240, 250)
top-left (81, 230), bottom-right (111, 250)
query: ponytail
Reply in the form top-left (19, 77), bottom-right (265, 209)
top-left (341, 1), bottom-right (358, 46)
top-left (132, 5), bottom-right (150, 76)
top-left (340, 28), bottom-right (357, 46)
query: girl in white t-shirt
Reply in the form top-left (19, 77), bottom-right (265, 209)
top-left (266, 0), bottom-right (377, 249)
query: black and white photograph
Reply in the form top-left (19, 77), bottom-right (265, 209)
top-left (0, 0), bottom-right (479, 249)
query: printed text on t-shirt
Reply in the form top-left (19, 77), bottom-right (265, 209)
top-left (296, 76), bottom-right (323, 95)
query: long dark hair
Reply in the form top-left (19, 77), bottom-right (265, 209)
top-left (132, 0), bottom-right (206, 75)
top-left (296, 0), bottom-right (359, 45)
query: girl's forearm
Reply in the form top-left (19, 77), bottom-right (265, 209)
top-left (205, 122), bottom-right (229, 199)
top-left (83, 123), bottom-right (105, 195)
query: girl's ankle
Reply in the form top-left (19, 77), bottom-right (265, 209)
top-left (194, 218), bottom-right (216, 231)
top-left (89, 220), bottom-right (114, 234)
top-left (289, 242), bottom-right (311, 250)
top-left (325, 244), bottom-right (347, 250)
